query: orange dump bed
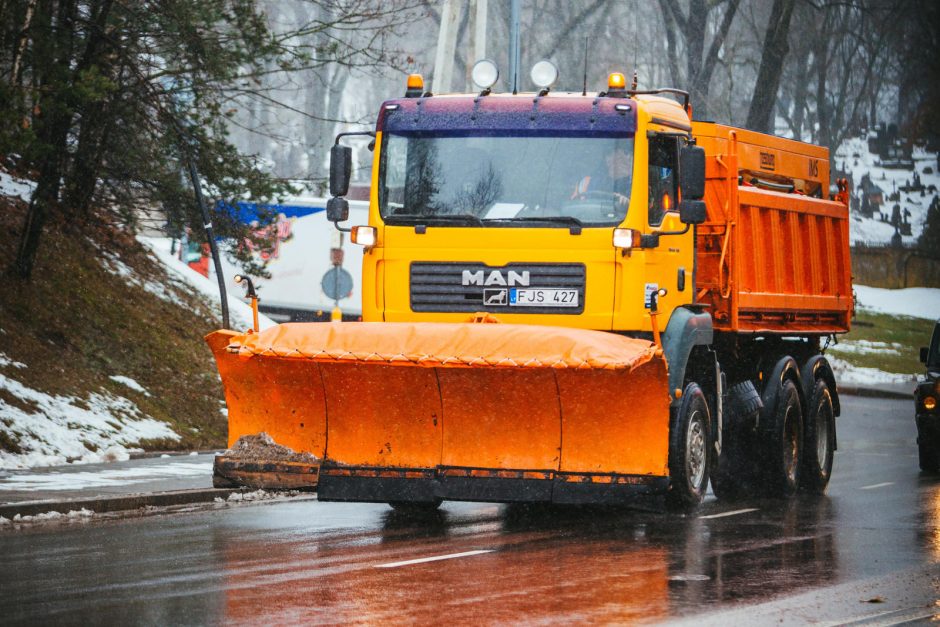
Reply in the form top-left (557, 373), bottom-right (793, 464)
top-left (692, 123), bottom-right (853, 334)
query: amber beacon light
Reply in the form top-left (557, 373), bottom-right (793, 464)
top-left (405, 73), bottom-right (424, 98)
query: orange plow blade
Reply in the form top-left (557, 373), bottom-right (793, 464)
top-left (207, 322), bottom-right (672, 504)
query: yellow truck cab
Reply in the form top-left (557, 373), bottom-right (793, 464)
top-left (345, 78), bottom-right (698, 336)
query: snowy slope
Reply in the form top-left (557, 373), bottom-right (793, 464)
top-left (0, 170), bottom-right (276, 470)
top-left (0, 368), bottom-right (179, 469)
top-left (834, 137), bottom-right (938, 246)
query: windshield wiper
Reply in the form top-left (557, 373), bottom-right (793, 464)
top-left (385, 213), bottom-right (485, 226)
top-left (492, 216), bottom-right (584, 228)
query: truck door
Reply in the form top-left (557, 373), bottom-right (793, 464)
top-left (643, 133), bottom-right (694, 321)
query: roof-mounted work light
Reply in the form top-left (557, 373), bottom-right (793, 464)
top-left (405, 73), bottom-right (424, 98)
top-left (471, 59), bottom-right (499, 92)
top-left (530, 60), bottom-right (558, 92)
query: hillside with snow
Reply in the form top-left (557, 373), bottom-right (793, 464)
top-left (1, 169), bottom-right (271, 470)
top-left (835, 138), bottom-right (938, 247)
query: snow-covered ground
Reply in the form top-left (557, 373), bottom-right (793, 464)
top-left (854, 285), bottom-right (940, 321)
top-left (835, 137), bottom-right (938, 246)
top-left (826, 284), bottom-right (939, 386)
top-left (0, 170), bottom-right (35, 202)
top-left (829, 356), bottom-right (917, 386)
top-left (0, 459), bottom-right (211, 491)
top-left (0, 367), bottom-right (180, 470)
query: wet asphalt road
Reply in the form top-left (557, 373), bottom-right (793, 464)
top-left (2, 396), bottom-right (940, 626)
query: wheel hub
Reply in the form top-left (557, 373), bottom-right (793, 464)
top-left (687, 411), bottom-right (707, 488)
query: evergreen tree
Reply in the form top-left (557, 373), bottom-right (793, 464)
top-left (920, 196), bottom-right (940, 257)
top-left (0, 0), bottom-right (419, 279)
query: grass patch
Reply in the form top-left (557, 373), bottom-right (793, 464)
top-left (0, 387), bottom-right (39, 414)
top-left (0, 195), bottom-right (228, 450)
top-left (829, 310), bottom-right (935, 374)
top-left (0, 430), bottom-right (23, 454)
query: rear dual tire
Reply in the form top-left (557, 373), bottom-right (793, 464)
top-left (711, 381), bottom-right (763, 501)
top-left (762, 378), bottom-right (803, 497)
top-left (800, 379), bottom-right (835, 493)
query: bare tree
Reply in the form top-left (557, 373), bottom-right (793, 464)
top-left (745, 0), bottom-right (795, 133)
top-left (657, 0), bottom-right (741, 120)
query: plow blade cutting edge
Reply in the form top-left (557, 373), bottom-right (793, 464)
top-left (207, 322), bottom-right (672, 505)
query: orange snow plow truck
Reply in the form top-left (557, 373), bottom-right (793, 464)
top-left (208, 70), bottom-right (852, 509)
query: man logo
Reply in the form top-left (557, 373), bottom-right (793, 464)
top-left (462, 269), bottom-right (530, 286)
top-left (484, 288), bottom-right (508, 306)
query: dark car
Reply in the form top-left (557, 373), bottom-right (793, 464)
top-left (916, 318), bottom-right (940, 471)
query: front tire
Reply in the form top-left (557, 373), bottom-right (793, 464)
top-left (800, 379), bottom-right (835, 493)
top-left (667, 383), bottom-right (711, 510)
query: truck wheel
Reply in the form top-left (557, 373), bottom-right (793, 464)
top-left (761, 379), bottom-right (803, 497)
top-left (919, 440), bottom-right (939, 473)
top-left (800, 379), bottom-right (835, 493)
top-left (667, 383), bottom-right (711, 510)
top-left (711, 381), bottom-right (763, 501)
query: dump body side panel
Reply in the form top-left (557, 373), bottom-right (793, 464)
top-left (692, 122), bottom-right (852, 334)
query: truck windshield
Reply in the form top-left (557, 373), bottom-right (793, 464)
top-left (379, 133), bottom-right (633, 227)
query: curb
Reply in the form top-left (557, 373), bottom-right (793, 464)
top-left (0, 487), bottom-right (246, 519)
top-left (838, 386), bottom-right (912, 401)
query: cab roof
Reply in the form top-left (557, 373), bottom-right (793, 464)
top-left (376, 92), bottom-right (639, 136)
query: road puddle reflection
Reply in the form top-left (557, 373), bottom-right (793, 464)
top-left (218, 496), bottom-right (840, 624)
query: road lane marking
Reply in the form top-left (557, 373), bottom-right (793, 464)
top-left (860, 482), bottom-right (895, 490)
top-left (374, 550), bottom-right (494, 569)
top-left (698, 508), bottom-right (759, 520)
top-left (814, 605), bottom-right (940, 626)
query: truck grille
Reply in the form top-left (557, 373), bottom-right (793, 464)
top-left (410, 262), bottom-right (585, 314)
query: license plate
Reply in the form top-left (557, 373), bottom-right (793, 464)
top-left (509, 288), bottom-right (579, 307)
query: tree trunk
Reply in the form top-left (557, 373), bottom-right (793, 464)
top-left (62, 0), bottom-right (116, 222)
top-left (745, 0), bottom-right (797, 133)
top-left (11, 110), bottom-right (72, 278)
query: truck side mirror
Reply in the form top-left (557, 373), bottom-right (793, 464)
top-left (330, 144), bottom-right (352, 197)
top-left (327, 196), bottom-right (349, 223)
top-left (922, 347), bottom-right (930, 364)
top-left (680, 145), bottom-right (706, 200)
top-left (679, 199), bottom-right (706, 225)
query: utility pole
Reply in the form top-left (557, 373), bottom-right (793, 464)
top-left (467, 0), bottom-right (488, 89)
top-left (432, 0), bottom-right (460, 94)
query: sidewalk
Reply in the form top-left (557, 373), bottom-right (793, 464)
top-left (838, 381), bottom-right (914, 400)
top-left (0, 453), bottom-right (244, 519)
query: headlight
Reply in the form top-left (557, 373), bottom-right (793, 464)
top-left (613, 228), bottom-right (640, 249)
